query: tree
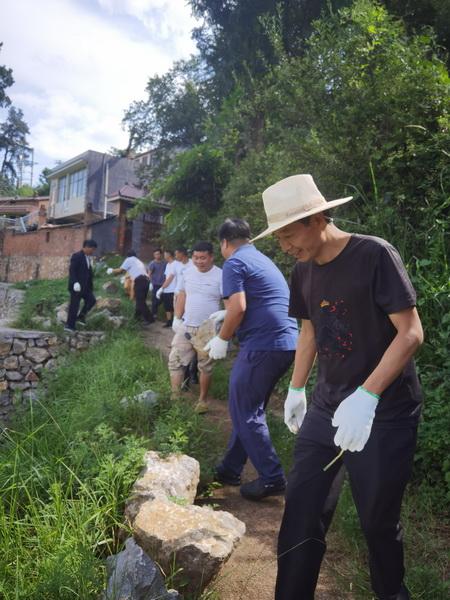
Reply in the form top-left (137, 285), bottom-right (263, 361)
top-left (35, 167), bottom-right (51, 196)
top-left (0, 106), bottom-right (31, 186)
top-left (0, 42), bottom-right (13, 108)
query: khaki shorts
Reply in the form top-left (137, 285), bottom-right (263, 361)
top-left (168, 325), bottom-right (214, 374)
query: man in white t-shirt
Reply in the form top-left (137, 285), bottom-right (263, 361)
top-left (168, 241), bottom-right (224, 413)
top-left (155, 250), bottom-right (177, 327)
top-left (107, 250), bottom-right (154, 325)
top-left (174, 247), bottom-right (193, 296)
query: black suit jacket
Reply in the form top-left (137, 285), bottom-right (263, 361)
top-left (68, 250), bottom-right (94, 294)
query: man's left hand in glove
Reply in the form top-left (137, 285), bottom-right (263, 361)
top-left (332, 386), bottom-right (379, 452)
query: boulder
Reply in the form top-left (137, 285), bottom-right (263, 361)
top-left (25, 370), bottom-right (39, 382)
top-left (133, 499), bottom-right (246, 594)
top-left (0, 338), bottom-right (12, 357)
top-left (126, 452), bottom-right (200, 521)
top-left (120, 389), bottom-right (159, 409)
top-left (56, 309), bottom-right (68, 324)
top-left (102, 281), bottom-right (119, 294)
top-left (96, 297), bottom-right (122, 314)
top-left (108, 316), bottom-right (125, 328)
top-left (12, 339), bottom-right (27, 354)
top-left (104, 537), bottom-right (180, 600)
top-left (4, 355), bottom-right (19, 370)
top-left (25, 347), bottom-right (50, 363)
top-left (6, 371), bottom-right (22, 381)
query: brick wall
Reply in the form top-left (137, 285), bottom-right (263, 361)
top-left (0, 225), bottom-right (87, 283)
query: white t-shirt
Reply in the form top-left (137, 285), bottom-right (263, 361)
top-left (120, 256), bottom-right (148, 281)
top-left (178, 265), bottom-right (223, 327)
top-left (163, 261), bottom-right (178, 293)
top-left (174, 259), bottom-right (193, 293)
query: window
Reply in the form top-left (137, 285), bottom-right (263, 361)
top-left (68, 168), bottom-right (87, 199)
top-left (57, 176), bottom-right (66, 203)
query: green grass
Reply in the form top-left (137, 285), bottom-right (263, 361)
top-left (12, 268), bottom-right (136, 332)
top-left (0, 329), bottom-right (222, 599)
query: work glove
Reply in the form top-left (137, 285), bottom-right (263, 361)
top-left (284, 386), bottom-right (307, 434)
top-left (106, 267), bottom-right (113, 275)
top-left (209, 309), bottom-right (227, 324)
top-left (73, 282), bottom-right (81, 292)
top-left (203, 335), bottom-right (228, 360)
top-left (156, 287), bottom-right (163, 300)
top-left (332, 386), bottom-right (379, 452)
top-left (148, 282), bottom-right (153, 292)
top-left (172, 316), bottom-right (184, 333)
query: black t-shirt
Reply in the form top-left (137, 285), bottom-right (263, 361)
top-left (289, 234), bottom-right (422, 422)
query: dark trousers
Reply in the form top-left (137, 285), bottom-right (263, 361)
top-left (151, 284), bottom-right (162, 316)
top-left (276, 407), bottom-right (417, 600)
top-left (221, 350), bottom-right (294, 484)
top-left (66, 290), bottom-right (96, 329)
top-left (134, 275), bottom-right (153, 323)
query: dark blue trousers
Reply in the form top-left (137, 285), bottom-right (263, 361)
top-left (276, 407), bottom-right (417, 600)
top-left (220, 350), bottom-right (294, 484)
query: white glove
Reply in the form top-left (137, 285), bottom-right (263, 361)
top-left (156, 287), bottom-right (163, 300)
top-left (106, 268), bottom-right (113, 275)
top-left (172, 316), bottom-right (184, 333)
top-left (209, 309), bottom-right (227, 324)
top-left (148, 282), bottom-right (153, 292)
top-left (284, 386), bottom-right (307, 434)
top-left (332, 386), bottom-right (379, 452)
top-left (73, 282), bottom-right (81, 292)
top-left (203, 335), bottom-right (228, 360)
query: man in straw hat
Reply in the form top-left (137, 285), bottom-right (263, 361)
top-left (204, 217), bottom-right (298, 500)
top-left (252, 174), bottom-right (423, 600)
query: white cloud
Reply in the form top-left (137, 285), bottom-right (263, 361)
top-left (0, 0), bottom-right (198, 178)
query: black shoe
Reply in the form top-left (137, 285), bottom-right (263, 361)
top-left (77, 315), bottom-right (86, 327)
top-left (64, 326), bottom-right (76, 333)
top-left (164, 320), bottom-right (173, 328)
top-left (240, 477), bottom-right (286, 501)
top-left (214, 465), bottom-right (241, 486)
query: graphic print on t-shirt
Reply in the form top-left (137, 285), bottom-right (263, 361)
top-left (316, 299), bottom-right (353, 359)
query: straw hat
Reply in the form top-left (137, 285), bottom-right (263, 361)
top-left (251, 174), bottom-right (352, 241)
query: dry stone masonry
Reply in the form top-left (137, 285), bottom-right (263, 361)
top-left (0, 327), bottom-right (105, 424)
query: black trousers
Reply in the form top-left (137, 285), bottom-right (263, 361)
top-left (134, 275), bottom-right (153, 323)
top-left (276, 407), bottom-right (417, 600)
top-left (151, 284), bottom-right (162, 316)
top-left (66, 290), bottom-right (96, 329)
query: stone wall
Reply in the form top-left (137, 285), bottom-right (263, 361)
top-left (0, 327), bottom-right (105, 424)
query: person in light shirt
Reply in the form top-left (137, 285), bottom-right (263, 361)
top-left (107, 250), bottom-right (153, 325)
top-left (156, 250), bottom-right (177, 327)
top-left (168, 241), bottom-right (224, 414)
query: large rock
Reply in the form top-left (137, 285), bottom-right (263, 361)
top-left (133, 499), bottom-right (246, 594)
top-left (96, 297), bottom-right (122, 314)
top-left (126, 452), bottom-right (200, 521)
top-left (120, 389), bottom-right (159, 409)
top-left (102, 281), bottom-right (119, 294)
top-left (0, 337), bottom-right (12, 357)
top-left (25, 347), bottom-right (50, 363)
top-left (104, 537), bottom-right (180, 600)
top-left (12, 339), bottom-right (27, 354)
top-left (4, 355), bottom-right (19, 370)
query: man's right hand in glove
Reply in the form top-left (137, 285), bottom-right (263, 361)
top-left (156, 287), bottom-right (163, 300)
top-left (284, 386), bottom-right (307, 434)
top-left (73, 282), bottom-right (81, 293)
top-left (106, 267), bottom-right (113, 275)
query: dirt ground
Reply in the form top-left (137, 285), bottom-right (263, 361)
top-left (143, 321), bottom-right (347, 600)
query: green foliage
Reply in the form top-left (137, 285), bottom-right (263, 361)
top-left (153, 144), bottom-right (231, 247)
top-left (0, 327), bottom-right (224, 598)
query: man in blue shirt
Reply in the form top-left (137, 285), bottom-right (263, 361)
top-left (204, 218), bottom-right (298, 500)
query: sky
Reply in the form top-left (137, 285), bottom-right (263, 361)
top-left (0, 0), bottom-right (199, 184)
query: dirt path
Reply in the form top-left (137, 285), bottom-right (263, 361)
top-left (143, 322), bottom-right (346, 600)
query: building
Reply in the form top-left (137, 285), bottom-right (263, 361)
top-left (47, 150), bottom-right (137, 223)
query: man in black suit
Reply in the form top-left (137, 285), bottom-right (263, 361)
top-left (65, 239), bottom-right (98, 331)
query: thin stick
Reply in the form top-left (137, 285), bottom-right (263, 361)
top-left (323, 449), bottom-right (345, 471)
